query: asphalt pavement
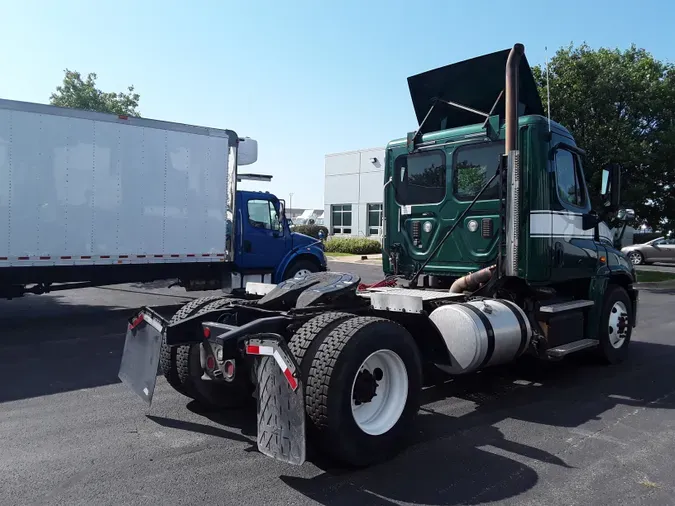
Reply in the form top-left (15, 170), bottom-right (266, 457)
top-left (1, 261), bottom-right (675, 505)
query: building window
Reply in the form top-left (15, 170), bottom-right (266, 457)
top-left (331, 204), bottom-right (352, 235)
top-left (453, 141), bottom-right (504, 201)
top-left (367, 203), bottom-right (383, 236)
top-left (394, 150), bottom-right (446, 205)
top-left (555, 149), bottom-right (586, 208)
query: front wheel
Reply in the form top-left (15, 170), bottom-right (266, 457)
top-left (305, 316), bottom-right (423, 467)
top-left (283, 258), bottom-right (319, 281)
top-left (628, 251), bottom-right (644, 265)
top-left (596, 285), bottom-right (633, 364)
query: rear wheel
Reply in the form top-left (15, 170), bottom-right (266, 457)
top-left (305, 316), bottom-right (423, 467)
top-left (160, 296), bottom-right (227, 396)
top-left (177, 298), bottom-right (255, 409)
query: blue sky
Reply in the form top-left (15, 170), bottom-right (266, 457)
top-left (1, 0), bottom-right (672, 209)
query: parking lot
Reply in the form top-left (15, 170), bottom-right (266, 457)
top-left (1, 260), bottom-right (675, 506)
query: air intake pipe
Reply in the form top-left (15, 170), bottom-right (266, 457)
top-left (504, 43), bottom-right (524, 277)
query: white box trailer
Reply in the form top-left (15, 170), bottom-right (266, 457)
top-left (0, 98), bottom-right (257, 298)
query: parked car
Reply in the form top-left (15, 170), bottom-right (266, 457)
top-left (621, 237), bottom-right (675, 265)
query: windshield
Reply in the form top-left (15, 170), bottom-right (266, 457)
top-left (394, 150), bottom-right (446, 205)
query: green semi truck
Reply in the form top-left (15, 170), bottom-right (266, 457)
top-left (118, 43), bottom-right (638, 468)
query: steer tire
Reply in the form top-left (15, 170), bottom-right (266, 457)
top-left (172, 298), bottom-right (254, 409)
top-left (305, 316), bottom-right (423, 467)
top-left (596, 284), bottom-right (633, 365)
top-left (283, 259), bottom-right (319, 281)
top-left (160, 296), bottom-right (227, 396)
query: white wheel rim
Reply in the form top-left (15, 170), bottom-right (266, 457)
top-left (608, 301), bottom-right (629, 349)
top-left (350, 349), bottom-right (408, 436)
top-left (294, 269), bottom-right (312, 278)
top-left (629, 252), bottom-right (641, 265)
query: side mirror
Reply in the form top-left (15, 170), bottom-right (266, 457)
top-left (616, 208), bottom-right (635, 222)
top-left (601, 164), bottom-right (621, 212)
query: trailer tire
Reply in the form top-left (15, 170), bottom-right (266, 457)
top-left (596, 284), bottom-right (633, 364)
top-left (283, 258), bottom-right (319, 281)
top-left (160, 296), bottom-right (228, 396)
top-left (305, 316), bottom-right (423, 467)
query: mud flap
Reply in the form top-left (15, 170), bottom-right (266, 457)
top-left (249, 338), bottom-right (306, 465)
top-left (118, 309), bottom-right (166, 407)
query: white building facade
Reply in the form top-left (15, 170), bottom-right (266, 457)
top-left (324, 147), bottom-right (385, 239)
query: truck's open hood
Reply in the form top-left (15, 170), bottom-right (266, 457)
top-left (407, 48), bottom-right (544, 134)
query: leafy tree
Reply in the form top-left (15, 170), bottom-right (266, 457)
top-left (532, 44), bottom-right (675, 232)
top-left (50, 69), bottom-right (141, 117)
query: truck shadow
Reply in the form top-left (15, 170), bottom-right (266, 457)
top-left (0, 294), bottom-right (186, 403)
top-left (274, 341), bottom-right (675, 505)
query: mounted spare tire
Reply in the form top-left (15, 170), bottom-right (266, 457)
top-left (305, 316), bottom-right (423, 467)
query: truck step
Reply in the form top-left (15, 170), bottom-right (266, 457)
top-left (539, 299), bottom-right (594, 314)
top-left (546, 339), bottom-right (599, 358)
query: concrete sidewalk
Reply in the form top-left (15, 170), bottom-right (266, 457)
top-left (325, 253), bottom-right (383, 265)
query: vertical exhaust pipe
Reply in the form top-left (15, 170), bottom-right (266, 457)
top-left (504, 43), bottom-right (524, 277)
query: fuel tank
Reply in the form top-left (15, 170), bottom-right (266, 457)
top-left (429, 299), bottom-right (532, 375)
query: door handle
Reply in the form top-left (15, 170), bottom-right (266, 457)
top-left (554, 242), bottom-right (564, 267)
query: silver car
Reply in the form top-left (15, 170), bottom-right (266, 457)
top-left (622, 237), bottom-right (675, 265)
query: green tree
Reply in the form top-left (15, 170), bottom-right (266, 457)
top-left (532, 44), bottom-right (675, 232)
top-left (50, 69), bottom-right (141, 117)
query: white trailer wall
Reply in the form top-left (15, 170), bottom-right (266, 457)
top-left (0, 99), bottom-right (230, 267)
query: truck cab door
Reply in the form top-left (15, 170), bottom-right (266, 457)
top-left (236, 195), bottom-right (287, 270)
top-left (548, 143), bottom-right (600, 282)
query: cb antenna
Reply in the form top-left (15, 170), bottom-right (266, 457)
top-left (545, 45), bottom-right (551, 132)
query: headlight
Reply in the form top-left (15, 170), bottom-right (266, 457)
top-left (467, 220), bottom-right (479, 233)
top-left (423, 221), bottom-right (433, 233)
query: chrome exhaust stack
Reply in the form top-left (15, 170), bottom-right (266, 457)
top-left (504, 43), bottom-right (524, 277)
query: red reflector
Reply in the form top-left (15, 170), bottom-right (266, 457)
top-left (39, 256), bottom-right (50, 260)
top-left (119, 115), bottom-right (128, 120)
top-left (101, 255), bottom-right (110, 259)
top-left (187, 254), bottom-right (195, 257)
top-left (203, 326), bottom-right (211, 339)
top-left (81, 256), bottom-right (91, 259)
top-left (206, 355), bottom-right (216, 370)
top-left (0, 257), bottom-right (7, 261)
top-left (119, 255), bottom-right (129, 258)
top-left (284, 368), bottom-right (298, 390)
top-left (61, 256), bottom-right (72, 260)
top-left (246, 345), bottom-right (260, 355)
top-left (171, 254), bottom-right (180, 258)
top-left (130, 314), bottom-right (144, 329)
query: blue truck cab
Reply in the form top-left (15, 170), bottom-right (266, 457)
top-left (230, 189), bottom-right (327, 289)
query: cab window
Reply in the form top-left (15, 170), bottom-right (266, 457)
top-left (394, 150), bottom-right (446, 205)
top-left (453, 141), bottom-right (504, 201)
top-left (555, 149), bottom-right (587, 208)
top-left (248, 199), bottom-right (280, 231)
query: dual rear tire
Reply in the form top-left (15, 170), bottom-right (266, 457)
top-left (290, 313), bottom-right (423, 467)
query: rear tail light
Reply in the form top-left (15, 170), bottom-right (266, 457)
top-left (206, 355), bottom-right (216, 370)
top-left (223, 359), bottom-right (236, 379)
